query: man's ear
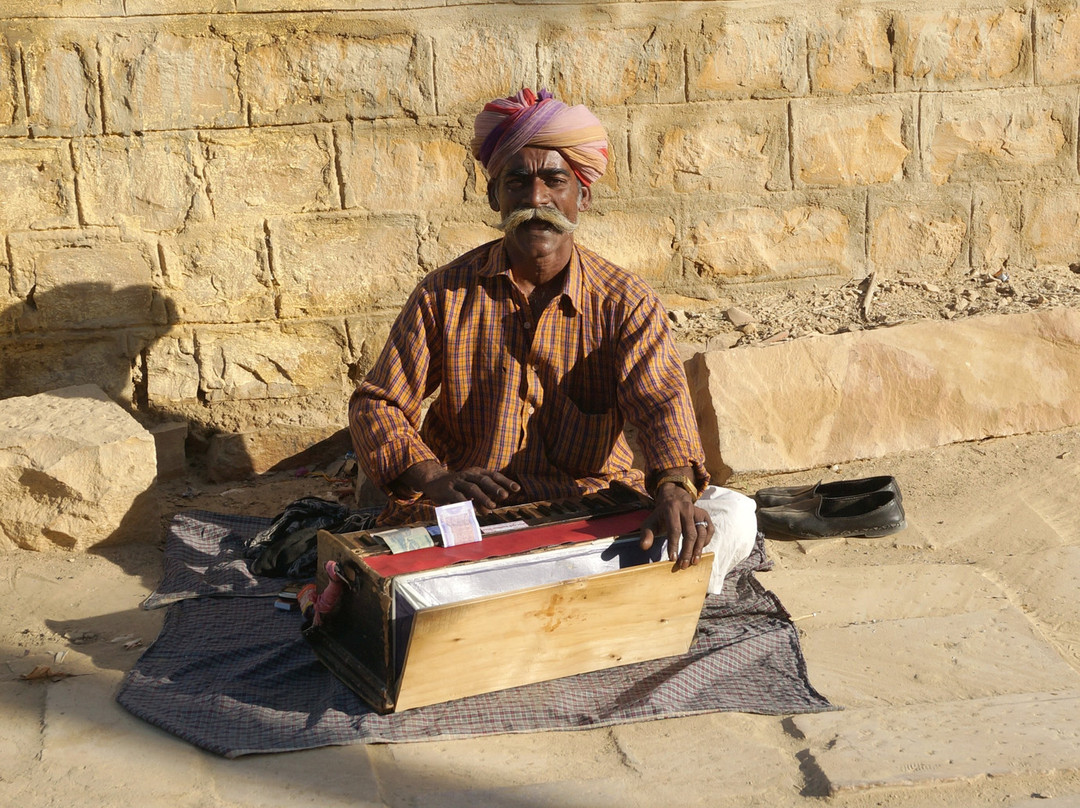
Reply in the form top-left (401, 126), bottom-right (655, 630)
top-left (577, 182), bottom-right (592, 212)
top-left (487, 179), bottom-right (500, 212)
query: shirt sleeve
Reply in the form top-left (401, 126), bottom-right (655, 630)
top-left (614, 291), bottom-right (711, 494)
top-left (349, 282), bottom-right (444, 494)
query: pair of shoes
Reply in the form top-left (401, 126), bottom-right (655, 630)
top-left (754, 475), bottom-right (907, 539)
top-left (754, 475), bottom-right (901, 508)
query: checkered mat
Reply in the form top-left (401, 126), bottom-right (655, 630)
top-left (117, 511), bottom-right (835, 757)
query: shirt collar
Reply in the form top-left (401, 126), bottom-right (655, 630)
top-left (479, 239), bottom-right (583, 314)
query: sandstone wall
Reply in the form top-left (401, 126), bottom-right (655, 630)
top-left (1, 0), bottom-right (1078, 473)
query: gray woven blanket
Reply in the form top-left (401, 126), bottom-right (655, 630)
top-left (117, 510), bottom-right (834, 757)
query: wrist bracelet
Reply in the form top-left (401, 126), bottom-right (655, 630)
top-left (652, 473), bottom-right (699, 500)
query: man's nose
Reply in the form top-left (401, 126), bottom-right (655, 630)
top-left (526, 177), bottom-right (550, 207)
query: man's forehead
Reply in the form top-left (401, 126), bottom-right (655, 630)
top-left (502, 147), bottom-right (573, 175)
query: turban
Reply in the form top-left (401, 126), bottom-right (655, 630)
top-left (471, 88), bottom-right (609, 187)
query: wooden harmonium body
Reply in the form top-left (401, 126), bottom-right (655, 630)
top-left (303, 484), bottom-right (713, 714)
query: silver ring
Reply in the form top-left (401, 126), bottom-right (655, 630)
top-left (694, 521), bottom-right (708, 527)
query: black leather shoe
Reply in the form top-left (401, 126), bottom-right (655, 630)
top-left (756, 490), bottom-right (906, 539)
top-left (754, 475), bottom-right (901, 508)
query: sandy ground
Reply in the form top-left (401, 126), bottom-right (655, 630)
top-left (3, 425), bottom-right (1080, 808)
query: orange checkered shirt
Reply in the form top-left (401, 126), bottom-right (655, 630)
top-left (349, 239), bottom-right (709, 525)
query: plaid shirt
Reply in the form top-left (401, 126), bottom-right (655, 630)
top-left (349, 239), bottom-right (709, 524)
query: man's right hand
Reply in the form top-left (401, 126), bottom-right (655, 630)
top-left (397, 461), bottom-right (520, 510)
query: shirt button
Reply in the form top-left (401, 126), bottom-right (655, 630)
top-left (522, 321), bottom-right (532, 330)
top-left (527, 405), bottom-right (535, 415)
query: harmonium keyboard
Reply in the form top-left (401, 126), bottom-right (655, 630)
top-left (303, 482), bottom-right (713, 714)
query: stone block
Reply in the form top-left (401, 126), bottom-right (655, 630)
top-left (269, 214), bottom-right (420, 318)
top-left (895, 7), bottom-right (1031, 90)
top-left (72, 132), bottom-right (208, 232)
top-left (0, 139), bottom-right (75, 231)
top-left (574, 209), bottom-right (677, 283)
top-left (238, 29), bottom-right (432, 125)
top-left (867, 186), bottom-right (970, 279)
top-left (158, 223), bottom-right (275, 323)
top-left (201, 125), bottom-right (339, 216)
top-left (101, 31), bottom-right (244, 133)
top-left (149, 421), bottom-right (187, 481)
top-left (538, 25), bottom-right (683, 106)
top-left (1020, 185), bottom-right (1080, 267)
top-left (687, 308), bottom-right (1080, 478)
top-left (344, 313), bottom-right (395, 381)
top-left (419, 219), bottom-right (501, 272)
top-left (8, 230), bottom-right (158, 331)
top-left (337, 121), bottom-right (467, 213)
top-left (792, 98), bottom-right (913, 187)
top-left (0, 330), bottom-right (143, 402)
top-left (0, 384), bottom-right (158, 552)
top-left (687, 193), bottom-right (863, 283)
top-left (145, 333), bottom-right (200, 404)
top-left (127, 0), bottom-right (231, 12)
top-left (433, 25), bottom-right (538, 116)
top-left (22, 35), bottom-right (101, 136)
top-left (921, 89), bottom-right (1074, 185)
top-left (972, 184), bottom-right (1023, 274)
top-left (808, 10), bottom-right (893, 95)
top-left (205, 424), bottom-right (350, 481)
top-left (688, 16), bottom-right (807, 99)
top-left (193, 320), bottom-right (347, 402)
top-left (1037, 2), bottom-right (1080, 84)
top-left (792, 691), bottom-right (1080, 792)
top-left (630, 101), bottom-right (789, 194)
top-left (4, 1), bottom-right (122, 15)
top-left (0, 37), bottom-right (25, 135)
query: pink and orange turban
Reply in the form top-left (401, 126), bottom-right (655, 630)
top-left (471, 88), bottom-right (609, 187)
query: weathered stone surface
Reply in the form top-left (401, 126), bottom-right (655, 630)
top-left (687, 195), bottom-right (862, 283)
top-left (145, 332), bottom-right (200, 404)
top-left (630, 101), bottom-right (789, 194)
top-left (0, 38), bottom-right (25, 135)
top-left (22, 36), bottom-right (100, 136)
top-left (270, 214), bottom-right (420, 318)
top-left (73, 132), bottom-right (207, 232)
top-left (921, 89), bottom-right (1074, 185)
top-left (792, 691), bottom-right (1080, 792)
top-left (205, 423), bottom-right (349, 481)
top-left (238, 30), bottom-right (432, 125)
top-left (687, 308), bottom-right (1080, 477)
top-left (8, 230), bottom-right (158, 331)
top-left (808, 10), bottom-right (893, 95)
top-left (149, 421), bottom-right (187, 480)
top-left (0, 139), bottom-right (75, 231)
top-left (868, 186), bottom-right (970, 278)
top-left (101, 31), bottom-right (244, 133)
top-left (688, 16), bottom-right (807, 99)
top-left (0, 331), bottom-right (144, 401)
top-left (575, 209), bottom-right (676, 282)
top-left (972, 184), bottom-right (1023, 274)
top-left (193, 320), bottom-right (347, 402)
top-left (158, 223), bottom-right (275, 323)
top-left (433, 25), bottom-right (538, 116)
top-left (201, 125), bottom-right (339, 216)
top-left (0, 384), bottom-right (158, 551)
top-left (127, 0), bottom-right (231, 13)
top-left (419, 219), bottom-right (499, 272)
top-left (538, 25), bottom-right (682, 106)
top-left (344, 313), bottom-right (395, 380)
top-left (338, 121), bottom-right (467, 213)
top-left (895, 8), bottom-right (1031, 90)
top-left (2, 1), bottom-right (122, 15)
top-left (1037, 3), bottom-right (1080, 84)
top-left (800, 608), bottom-right (1080, 708)
top-left (1020, 185), bottom-right (1080, 267)
top-left (793, 98), bottom-right (912, 186)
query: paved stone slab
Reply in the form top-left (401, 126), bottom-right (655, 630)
top-left (688, 309), bottom-right (1080, 478)
top-left (791, 691), bottom-right (1080, 792)
top-left (762, 564), bottom-right (1005, 627)
top-left (799, 608), bottom-right (1080, 708)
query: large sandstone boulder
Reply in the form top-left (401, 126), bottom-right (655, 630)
top-left (0, 385), bottom-right (159, 551)
top-left (687, 308), bottom-right (1080, 479)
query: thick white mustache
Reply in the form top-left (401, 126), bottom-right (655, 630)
top-left (497, 206), bottom-right (578, 234)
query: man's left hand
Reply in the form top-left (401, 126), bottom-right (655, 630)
top-left (639, 482), bottom-right (714, 570)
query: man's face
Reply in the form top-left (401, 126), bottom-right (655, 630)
top-left (489, 147), bottom-right (592, 260)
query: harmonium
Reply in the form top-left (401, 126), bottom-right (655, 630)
top-left (303, 483), bottom-right (713, 714)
